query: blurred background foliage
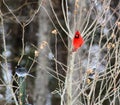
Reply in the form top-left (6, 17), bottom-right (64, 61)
top-left (0, 0), bottom-right (120, 105)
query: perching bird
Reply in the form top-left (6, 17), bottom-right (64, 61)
top-left (72, 31), bottom-right (84, 52)
top-left (15, 65), bottom-right (35, 78)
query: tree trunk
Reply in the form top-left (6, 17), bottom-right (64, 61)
top-left (64, 0), bottom-right (87, 105)
top-left (33, 0), bottom-right (51, 105)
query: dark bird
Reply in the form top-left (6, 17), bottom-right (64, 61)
top-left (15, 65), bottom-right (35, 78)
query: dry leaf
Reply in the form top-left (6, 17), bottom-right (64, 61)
top-left (51, 29), bottom-right (58, 35)
top-left (117, 22), bottom-right (120, 29)
top-left (34, 50), bottom-right (39, 57)
top-left (107, 42), bottom-right (115, 49)
top-left (39, 41), bottom-right (48, 49)
top-left (111, 33), bottom-right (116, 38)
top-left (87, 79), bottom-right (91, 84)
top-left (86, 69), bottom-right (94, 75)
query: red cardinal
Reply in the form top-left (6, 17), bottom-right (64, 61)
top-left (72, 31), bottom-right (84, 52)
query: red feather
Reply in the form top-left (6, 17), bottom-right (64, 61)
top-left (72, 31), bottom-right (84, 52)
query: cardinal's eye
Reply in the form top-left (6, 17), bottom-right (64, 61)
top-left (75, 34), bottom-right (79, 38)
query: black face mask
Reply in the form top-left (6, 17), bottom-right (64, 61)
top-left (75, 34), bottom-right (79, 38)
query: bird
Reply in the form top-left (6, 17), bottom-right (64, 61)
top-left (72, 31), bottom-right (84, 52)
top-left (15, 65), bottom-right (35, 78)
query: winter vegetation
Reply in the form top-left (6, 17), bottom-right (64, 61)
top-left (0, 0), bottom-right (120, 105)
